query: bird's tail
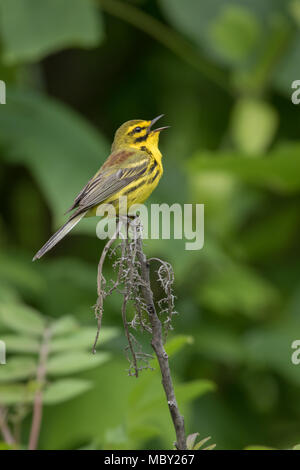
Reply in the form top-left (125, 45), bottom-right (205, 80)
top-left (32, 211), bottom-right (87, 261)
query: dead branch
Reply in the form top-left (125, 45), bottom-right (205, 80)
top-left (93, 216), bottom-right (187, 449)
top-left (136, 236), bottom-right (187, 450)
top-left (92, 220), bottom-right (123, 354)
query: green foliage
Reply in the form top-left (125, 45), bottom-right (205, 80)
top-left (47, 351), bottom-right (110, 376)
top-left (43, 379), bottom-right (92, 405)
top-left (50, 327), bottom-right (117, 353)
top-left (186, 433), bottom-right (216, 450)
top-left (38, 338), bottom-right (214, 450)
top-left (0, 253), bottom-right (45, 297)
top-left (0, 335), bottom-right (40, 354)
top-left (230, 98), bottom-right (279, 155)
top-left (0, 299), bottom-right (117, 407)
top-left (209, 5), bottom-right (261, 64)
top-left (200, 260), bottom-right (279, 318)
top-left (0, 383), bottom-right (35, 406)
top-left (160, 0), bottom-right (281, 65)
top-left (0, 0), bottom-right (103, 64)
top-left (0, 357), bottom-right (37, 383)
top-left (0, 89), bottom-right (109, 228)
top-left (0, 303), bottom-right (46, 336)
top-left (244, 318), bottom-right (300, 386)
top-left (190, 146), bottom-right (300, 192)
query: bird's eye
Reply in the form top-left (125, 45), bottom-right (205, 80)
top-left (134, 126), bottom-right (142, 133)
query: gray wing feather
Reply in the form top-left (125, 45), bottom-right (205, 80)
top-left (71, 160), bottom-right (149, 215)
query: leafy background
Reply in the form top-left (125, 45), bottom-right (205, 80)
top-left (0, 0), bottom-right (300, 450)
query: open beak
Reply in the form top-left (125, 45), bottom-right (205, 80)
top-left (148, 114), bottom-right (170, 133)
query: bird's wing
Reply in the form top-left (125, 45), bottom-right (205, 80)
top-left (67, 149), bottom-right (150, 217)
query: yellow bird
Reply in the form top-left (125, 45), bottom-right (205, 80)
top-left (33, 115), bottom-right (169, 261)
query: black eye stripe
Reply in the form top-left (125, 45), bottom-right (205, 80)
top-left (134, 135), bottom-right (148, 143)
top-left (128, 125), bottom-right (147, 136)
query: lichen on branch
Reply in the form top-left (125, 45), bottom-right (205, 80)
top-left (92, 216), bottom-right (186, 449)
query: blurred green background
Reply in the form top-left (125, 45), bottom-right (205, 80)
top-left (1, 0), bottom-right (300, 450)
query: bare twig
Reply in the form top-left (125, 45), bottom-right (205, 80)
top-left (136, 235), bottom-right (187, 450)
top-left (0, 406), bottom-right (16, 446)
top-left (92, 217), bottom-right (186, 448)
top-left (122, 289), bottom-right (139, 378)
top-left (121, 230), bottom-right (139, 377)
top-left (92, 220), bottom-right (122, 353)
top-left (28, 326), bottom-right (52, 450)
top-left (149, 257), bottom-right (177, 340)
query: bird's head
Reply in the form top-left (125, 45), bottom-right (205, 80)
top-left (111, 115), bottom-right (169, 153)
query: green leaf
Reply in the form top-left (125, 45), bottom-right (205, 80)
top-left (194, 327), bottom-right (245, 364)
top-left (200, 262), bottom-right (279, 318)
top-left (193, 436), bottom-right (213, 450)
top-left (37, 258), bottom-right (97, 317)
top-left (128, 424), bottom-right (161, 444)
top-left (175, 379), bottom-right (216, 404)
top-left (186, 432), bottom-right (199, 449)
top-left (137, 379), bottom-right (216, 414)
top-left (160, 0), bottom-right (279, 66)
top-left (289, 0), bottom-right (300, 25)
top-left (164, 335), bottom-right (194, 357)
top-left (209, 5), bottom-right (260, 64)
top-left (0, 335), bottom-right (40, 353)
top-left (0, 0), bottom-right (103, 64)
top-left (43, 378), bottom-right (92, 405)
top-left (189, 145), bottom-right (300, 193)
top-left (0, 357), bottom-right (36, 382)
top-left (47, 351), bottom-right (110, 376)
top-left (0, 253), bottom-right (45, 296)
top-left (51, 316), bottom-right (80, 337)
top-left (237, 205), bottom-right (300, 261)
top-left (128, 335), bottom-right (197, 410)
top-left (105, 425), bottom-right (127, 446)
top-left (0, 302), bottom-right (45, 336)
top-left (231, 98), bottom-right (278, 155)
top-left (202, 444), bottom-right (216, 450)
top-left (0, 282), bottom-right (19, 304)
top-left (0, 383), bottom-right (34, 405)
top-left (272, 31), bottom-right (300, 95)
top-left (50, 327), bottom-right (118, 353)
top-left (244, 318), bottom-right (300, 386)
top-left (0, 88), bottom-right (109, 229)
